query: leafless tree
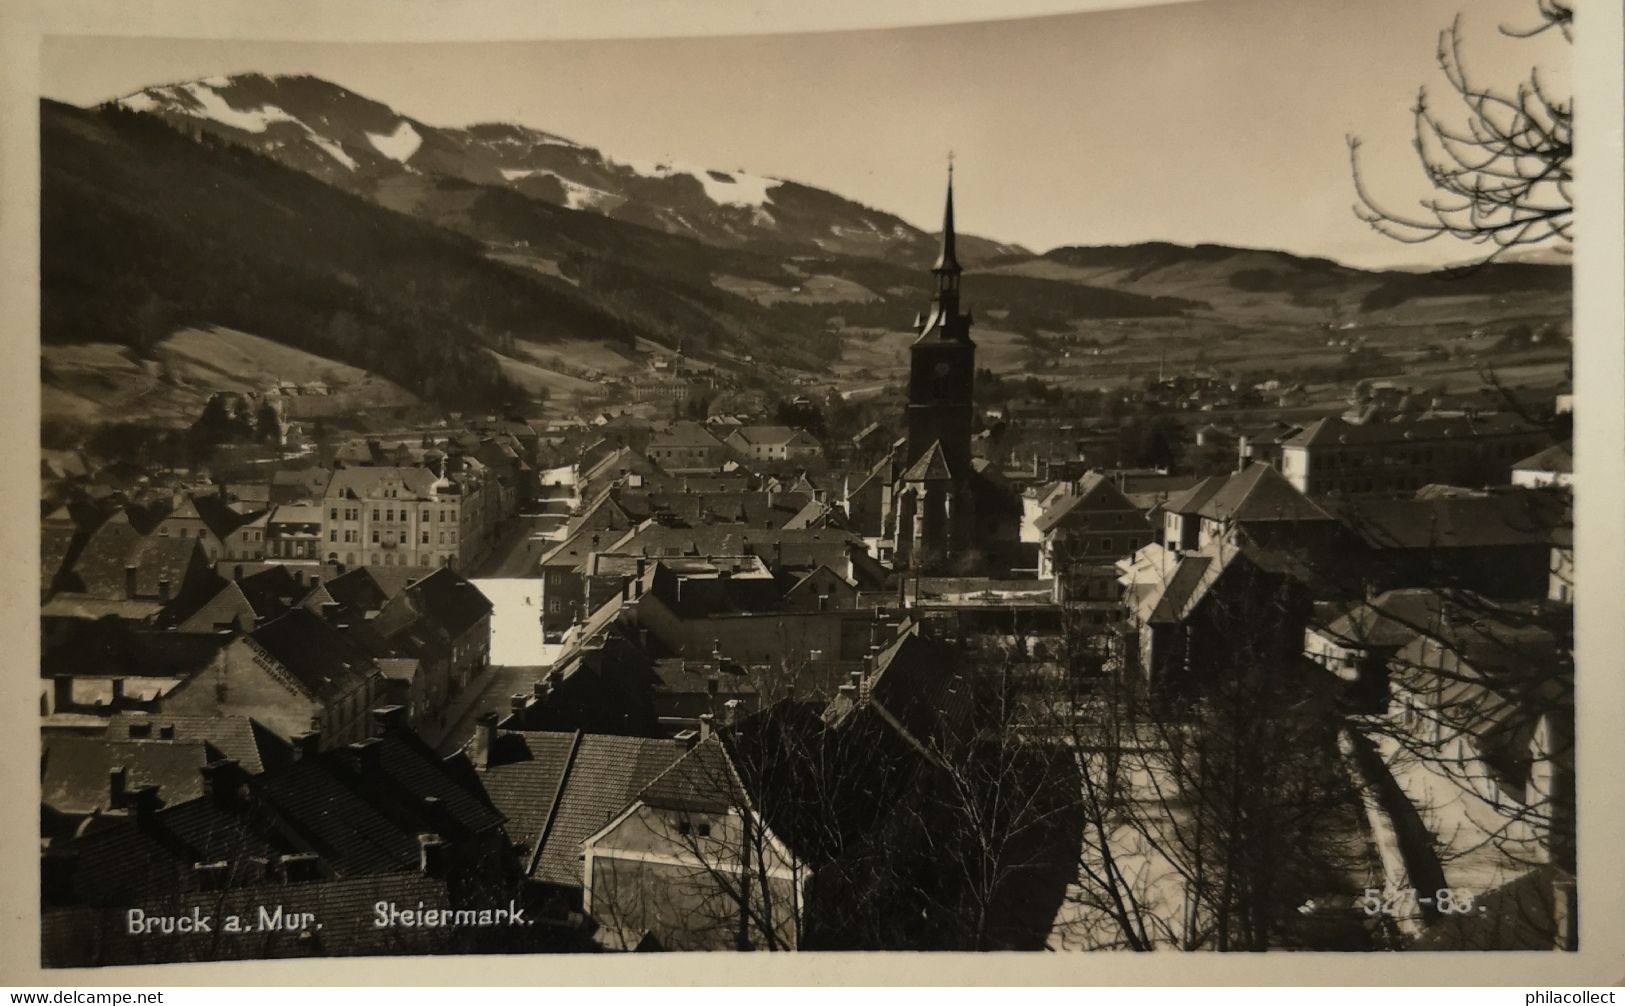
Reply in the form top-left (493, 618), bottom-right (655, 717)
top-left (1348, 1), bottom-right (1572, 267)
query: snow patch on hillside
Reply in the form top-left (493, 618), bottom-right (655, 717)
top-left (615, 156), bottom-right (780, 208)
top-left (200, 75), bottom-right (232, 87)
top-left (174, 81), bottom-right (302, 133)
top-left (500, 168), bottom-right (613, 210)
top-left (119, 92), bottom-right (159, 113)
top-left (366, 120), bottom-right (422, 163)
top-left (306, 133), bottom-right (357, 170)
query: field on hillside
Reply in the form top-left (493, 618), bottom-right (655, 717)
top-left (41, 325), bottom-right (420, 434)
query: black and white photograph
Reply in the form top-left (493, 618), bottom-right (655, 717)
top-left (10, 0), bottom-right (1624, 982)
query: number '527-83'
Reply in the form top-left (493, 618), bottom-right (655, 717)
top-left (1361, 888), bottom-right (1477, 915)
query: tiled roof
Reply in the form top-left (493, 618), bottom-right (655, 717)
top-left (247, 608), bottom-right (379, 703)
top-left (639, 736), bottom-right (745, 816)
top-left (386, 567), bottom-right (493, 641)
top-left (1329, 491), bottom-right (1566, 550)
top-left (1196, 463), bottom-right (1332, 524)
top-left (475, 731), bottom-right (577, 854)
top-left (648, 421), bottom-right (726, 448)
top-left (106, 712), bottom-right (288, 774)
top-left (174, 565), bottom-right (305, 632)
top-left (1512, 441), bottom-right (1572, 474)
top-left (42, 735), bottom-right (211, 815)
top-left (1032, 474), bottom-right (1139, 535)
top-left (533, 734), bottom-right (688, 887)
top-left (1161, 475), bottom-right (1225, 516)
top-left (729, 426), bottom-right (811, 447)
top-left (61, 521), bottom-right (208, 600)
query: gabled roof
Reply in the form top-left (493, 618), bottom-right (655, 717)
top-left (166, 493), bottom-right (261, 540)
top-left (173, 565), bottom-right (305, 631)
top-left (1195, 463), bottom-right (1332, 524)
top-left (59, 529), bottom-right (211, 602)
top-left (532, 733), bottom-right (689, 887)
top-left (639, 736), bottom-right (747, 816)
top-left (728, 426), bottom-right (818, 448)
top-left (1512, 441), bottom-right (1572, 474)
top-left (648, 421), bottom-right (726, 449)
top-left (1162, 475), bottom-right (1226, 517)
top-left (373, 566), bottom-right (493, 642)
top-left (245, 608), bottom-right (379, 702)
top-left (1032, 474), bottom-right (1139, 535)
top-left (901, 441), bottom-right (955, 482)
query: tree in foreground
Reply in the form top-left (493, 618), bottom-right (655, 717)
top-left (1348, 1), bottom-right (1572, 267)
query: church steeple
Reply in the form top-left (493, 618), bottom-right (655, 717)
top-left (933, 164), bottom-right (961, 276)
top-left (917, 162), bottom-right (971, 344)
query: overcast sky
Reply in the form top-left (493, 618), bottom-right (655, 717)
top-left (42, 0), bottom-right (1570, 269)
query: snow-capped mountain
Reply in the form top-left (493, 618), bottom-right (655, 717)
top-left (115, 73), bottom-right (1025, 263)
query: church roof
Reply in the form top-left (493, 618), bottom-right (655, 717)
top-left (901, 442), bottom-right (956, 483)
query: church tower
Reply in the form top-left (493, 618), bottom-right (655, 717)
top-left (893, 168), bottom-right (978, 569)
top-left (904, 169), bottom-right (976, 476)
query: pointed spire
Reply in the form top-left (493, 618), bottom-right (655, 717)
top-left (933, 159), bottom-right (961, 274)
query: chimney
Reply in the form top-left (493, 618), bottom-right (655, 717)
top-left (706, 677), bottom-right (720, 700)
top-left (279, 852), bottom-right (321, 883)
top-left (532, 679), bottom-right (549, 699)
top-left (417, 833), bottom-right (449, 878)
top-left (346, 737), bottom-right (383, 773)
top-left (291, 730), bottom-right (321, 761)
top-left (472, 711), bottom-right (499, 770)
top-left (698, 713), bottom-right (714, 742)
top-left (675, 728), bottom-right (699, 749)
top-left (199, 759), bottom-right (243, 810)
top-left (108, 766), bottom-right (128, 809)
top-left (723, 698), bottom-right (742, 726)
top-left (510, 692), bottom-right (528, 714)
top-left (129, 784), bottom-right (160, 821)
top-left (109, 678), bottom-right (125, 709)
top-left (370, 705), bottom-right (407, 737)
top-left (838, 683), bottom-right (857, 702)
top-left (319, 601), bottom-right (342, 623)
top-left (124, 565), bottom-right (138, 600)
top-left (157, 578), bottom-right (171, 603)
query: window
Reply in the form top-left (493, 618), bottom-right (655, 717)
top-left (422, 509), bottom-right (429, 521)
top-left (372, 530), bottom-right (380, 544)
top-left (386, 509), bottom-right (394, 522)
top-left (330, 529), bottom-right (338, 542)
top-left (421, 531), bottom-right (429, 544)
top-left (372, 509), bottom-right (379, 521)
